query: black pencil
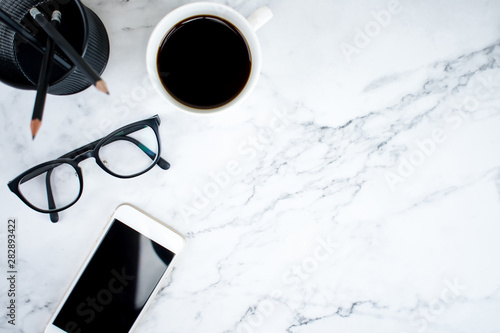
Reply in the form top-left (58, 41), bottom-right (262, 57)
top-left (30, 7), bottom-right (109, 94)
top-left (31, 11), bottom-right (61, 140)
top-left (0, 7), bottom-right (70, 70)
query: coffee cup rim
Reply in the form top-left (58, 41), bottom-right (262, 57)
top-left (146, 2), bottom-right (262, 115)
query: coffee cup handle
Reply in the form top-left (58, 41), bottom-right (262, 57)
top-left (247, 6), bottom-right (273, 31)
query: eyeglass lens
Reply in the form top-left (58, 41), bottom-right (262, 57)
top-left (98, 125), bottom-right (159, 177)
top-left (19, 162), bottom-right (80, 211)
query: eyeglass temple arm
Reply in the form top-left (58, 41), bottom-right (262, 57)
top-left (15, 163), bottom-right (61, 222)
top-left (45, 169), bottom-right (59, 223)
top-left (103, 135), bottom-right (170, 170)
top-left (19, 163), bottom-right (59, 184)
top-left (110, 123), bottom-right (169, 169)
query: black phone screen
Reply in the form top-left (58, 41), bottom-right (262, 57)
top-left (53, 219), bottom-right (175, 333)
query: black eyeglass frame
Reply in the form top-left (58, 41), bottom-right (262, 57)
top-left (7, 115), bottom-right (169, 222)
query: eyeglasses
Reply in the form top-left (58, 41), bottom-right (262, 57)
top-left (8, 115), bottom-right (170, 223)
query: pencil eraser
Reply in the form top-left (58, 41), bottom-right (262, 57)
top-left (52, 10), bottom-right (62, 23)
top-left (29, 8), bottom-right (41, 18)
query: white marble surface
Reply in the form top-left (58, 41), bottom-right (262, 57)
top-left (1, 0), bottom-right (500, 332)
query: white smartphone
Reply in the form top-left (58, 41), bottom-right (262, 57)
top-left (44, 204), bottom-right (185, 333)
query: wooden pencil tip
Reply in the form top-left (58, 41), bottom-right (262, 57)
top-left (95, 80), bottom-right (109, 95)
top-left (31, 119), bottom-right (42, 140)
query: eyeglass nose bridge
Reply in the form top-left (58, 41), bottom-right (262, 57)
top-left (73, 150), bottom-right (95, 164)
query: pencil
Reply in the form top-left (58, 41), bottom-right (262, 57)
top-left (30, 7), bottom-right (109, 94)
top-left (31, 11), bottom-right (61, 140)
top-left (0, 7), bottom-right (70, 70)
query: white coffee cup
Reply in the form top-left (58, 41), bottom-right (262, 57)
top-left (146, 2), bottom-right (272, 114)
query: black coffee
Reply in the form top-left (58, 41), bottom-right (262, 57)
top-left (157, 15), bottom-right (251, 109)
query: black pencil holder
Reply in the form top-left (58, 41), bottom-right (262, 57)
top-left (0, 0), bottom-right (109, 95)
